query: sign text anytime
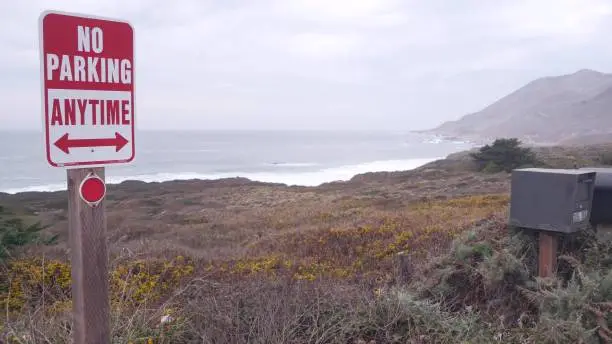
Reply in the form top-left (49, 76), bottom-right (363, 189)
top-left (40, 12), bottom-right (135, 167)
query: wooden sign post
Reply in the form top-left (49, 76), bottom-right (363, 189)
top-left (538, 232), bottom-right (558, 278)
top-left (39, 10), bottom-right (135, 343)
top-left (68, 168), bottom-right (110, 343)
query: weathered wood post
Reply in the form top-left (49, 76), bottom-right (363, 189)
top-left (538, 232), bottom-right (558, 278)
top-left (68, 168), bottom-right (110, 343)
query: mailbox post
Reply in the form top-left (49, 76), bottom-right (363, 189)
top-left (509, 168), bottom-right (597, 277)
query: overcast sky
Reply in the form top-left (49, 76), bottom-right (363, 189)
top-left (3, 0), bottom-right (612, 131)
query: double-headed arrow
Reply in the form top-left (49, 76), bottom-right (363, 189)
top-left (54, 132), bottom-right (129, 154)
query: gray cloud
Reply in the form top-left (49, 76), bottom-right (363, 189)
top-left (2, 0), bottom-right (612, 130)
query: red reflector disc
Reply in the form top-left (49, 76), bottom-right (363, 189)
top-left (80, 176), bottom-right (105, 204)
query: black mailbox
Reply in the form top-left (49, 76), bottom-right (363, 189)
top-left (578, 168), bottom-right (612, 226)
top-left (509, 168), bottom-right (596, 233)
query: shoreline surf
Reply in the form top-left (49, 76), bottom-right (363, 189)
top-left (0, 157), bottom-right (442, 194)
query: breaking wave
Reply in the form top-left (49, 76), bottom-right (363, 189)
top-left (1, 157), bottom-right (441, 194)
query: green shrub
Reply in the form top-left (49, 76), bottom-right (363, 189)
top-left (470, 138), bottom-right (539, 173)
top-left (0, 208), bottom-right (56, 263)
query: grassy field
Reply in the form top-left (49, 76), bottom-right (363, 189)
top-left (2, 144), bottom-right (612, 343)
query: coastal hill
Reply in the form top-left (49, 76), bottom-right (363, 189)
top-left (425, 69), bottom-right (612, 145)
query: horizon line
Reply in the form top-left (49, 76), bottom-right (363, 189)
top-left (0, 128), bottom-right (432, 133)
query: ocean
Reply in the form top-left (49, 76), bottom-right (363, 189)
top-left (0, 130), bottom-right (474, 194)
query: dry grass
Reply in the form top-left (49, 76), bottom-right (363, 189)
top-left (1, 276), bottom-right (497, 344)
top-left (3, 218), bottom-right (612, 343)
top-left (0, 192), bottom-right (511, 343)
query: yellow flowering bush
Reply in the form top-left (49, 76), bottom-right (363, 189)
top-left (111, 256), bottom-right (195, 307)
top-left (238, 193), bottom-right (509, 281)
top-left (230, 255), bottom-right (283, 274)
top-left (1, 258), bottom-right (71, 313)
top-left (191, 193), bottom-right (509, 284)
top-left (0, 255), bottom-right (195, 316)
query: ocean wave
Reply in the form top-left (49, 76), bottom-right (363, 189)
top-left (2, 183), bottom-right (67, 194)
top-left (264, 162), bottom-right (319, 167)
top-left (1, 157), bottom-right (441, 194)
top-left (419, 134), bottom-right (472, 145)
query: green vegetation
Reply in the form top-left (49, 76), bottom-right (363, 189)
top-left (470, 138), bottom-right (539, 173)
top-left (0, 206), bottom-right (56, 264)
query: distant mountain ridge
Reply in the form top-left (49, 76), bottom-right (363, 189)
top-left (426, 69), bottom-right (612, 145)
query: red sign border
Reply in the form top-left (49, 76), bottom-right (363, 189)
top-left (38, 10), bottom-right (136, 169)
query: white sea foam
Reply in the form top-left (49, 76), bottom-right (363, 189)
top-left (264, 162), bottom-right (320, 167)
top-left (2, 183), bottom-right (67, 194)
top-left (1, 157), bottom-right (441, 194)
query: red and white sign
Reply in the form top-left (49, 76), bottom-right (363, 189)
top-left (39, 11), bottom-right (135, 168)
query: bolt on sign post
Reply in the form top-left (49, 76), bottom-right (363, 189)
top-left (38, 10), bottom-right (135, 343)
